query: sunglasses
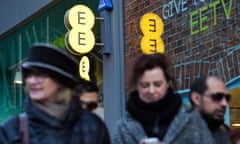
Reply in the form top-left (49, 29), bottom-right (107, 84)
top-left (203, 93), bottom-right (231, 102)
top-left (80, 100), bottom-right (98, 111)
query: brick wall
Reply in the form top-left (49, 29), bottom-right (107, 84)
top-left (124, 0), bottom-right (240, 91)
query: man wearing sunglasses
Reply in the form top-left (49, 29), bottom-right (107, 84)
top-left (189, 75), bottom-right (231, 144)
top-left (75, 80), bottom-right (99, 113)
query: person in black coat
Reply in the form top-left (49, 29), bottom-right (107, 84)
top-left (0, 43), bottom-right (110, 144)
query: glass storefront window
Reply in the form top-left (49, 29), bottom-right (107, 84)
top-left (0, 0), bottom-right (103, 123)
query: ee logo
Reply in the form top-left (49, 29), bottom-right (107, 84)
top-left (79, 56), bottom-right (90, 81)
top-left (64, 4), bottom-right (95, 54)
top-left (64, 4), bottom-right (95, 81)
top-left (140, 13), bottom-right (165, 54)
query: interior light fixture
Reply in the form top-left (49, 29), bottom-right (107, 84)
top-left (232, 123), bottom-right (240, 127)
top-left (14, 70), bottom-right (22, 84)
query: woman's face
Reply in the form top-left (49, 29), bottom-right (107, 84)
top-left (136, 67), bottom-right (169, 103)
top-left (25, 69), bottom-right (61, 103)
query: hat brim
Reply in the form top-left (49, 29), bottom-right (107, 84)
top-left (22, 61), bottom-right (78, 83)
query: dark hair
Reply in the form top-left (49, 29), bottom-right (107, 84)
top-left (189, 76), bottom-right (208, 106)
top-left (128, 53), bottom-right (174, 90)
top-left (75, 80), bottom-right (99, 97)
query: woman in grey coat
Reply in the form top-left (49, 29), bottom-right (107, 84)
top-left (112, 53), bottom-right (214, 144)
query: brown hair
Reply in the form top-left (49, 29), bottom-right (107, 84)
top-left (128, 53), bottom-right (175, 91)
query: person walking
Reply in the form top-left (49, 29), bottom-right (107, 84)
top-left (75, 80), bottom-right (99, 113)
top-left (189, 75), bottom-right (231, 144)
top-left (0, 43), bottom-right (110, 144)
top-left (112, 53), bottom-right (214, 144)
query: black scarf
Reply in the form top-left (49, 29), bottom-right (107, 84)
top-left (127, 87), bottom-right (182, 140)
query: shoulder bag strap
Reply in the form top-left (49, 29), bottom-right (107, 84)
top-left (19, 113), bottom-right (29, 144)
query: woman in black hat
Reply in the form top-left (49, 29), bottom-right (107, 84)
top-left (0, 43), bottom-right (110, 144)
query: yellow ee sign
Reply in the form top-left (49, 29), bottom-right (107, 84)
top-left (64, 4), bottom-right (96, 81)
top-left (79, 56), bottom-right (90, 81)
top-left (64, 4), bottom-right (95, 55)
top-left (140, 13), bottom-right (165, 54)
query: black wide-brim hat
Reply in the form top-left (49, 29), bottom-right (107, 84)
top-left (21, 43), bottom-right (80, 88)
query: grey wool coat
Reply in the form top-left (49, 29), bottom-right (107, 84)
top-left (111, 105), bottom-right (215, 144)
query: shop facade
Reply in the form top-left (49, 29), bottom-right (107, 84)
top-left (0, 0), bottom-right (125, 132)
top-left (123, 0), bottom-right (240, 128)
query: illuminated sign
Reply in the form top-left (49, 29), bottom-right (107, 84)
top-left (79, 56), bottom-right (90, 81)
top-left (64, 4), bottom-right (95, 55)
top-left (140, 13), bottom-right (165, 54)
top-left (64, 4), bottom-right (96, 81)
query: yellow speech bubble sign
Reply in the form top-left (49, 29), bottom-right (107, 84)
top-left (79, 56), bottom-right (90, 81)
